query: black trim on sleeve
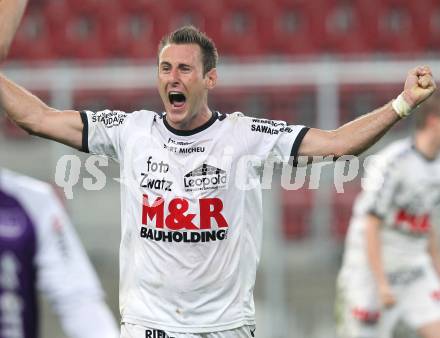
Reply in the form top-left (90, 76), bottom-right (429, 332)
top-left (290, 127), bottom-right (310, 160)
top-left (80, 111), bottom-right (90, 153)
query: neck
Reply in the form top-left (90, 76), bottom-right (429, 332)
top-left (167, 106), bottom-right (213, 131)
top-left (414, 130), bottom-right (440, 160)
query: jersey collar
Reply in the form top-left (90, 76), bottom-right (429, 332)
top-left (163, 111), bottom-right (218, 136)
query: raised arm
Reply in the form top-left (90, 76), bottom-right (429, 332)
top-left (0, 73), bottom-right (84, 149)
top-left (0, 0), bottom-right (28, 60)
top-left (298, 66), bottom-right (436, 158)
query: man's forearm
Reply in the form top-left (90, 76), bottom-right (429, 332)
top-left (428, 229), bottom-right (440, 277)
top-left (332, 102), bottom-right (400, 157)
top-left (0, 73), bottom-right (50, 134)
top-left (0, 0), bottom-right (28, 60)
top-left (365, 215), bottom-right (389, 286)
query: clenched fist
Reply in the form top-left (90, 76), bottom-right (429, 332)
top-left (402, 66), bottom-right (436, 109)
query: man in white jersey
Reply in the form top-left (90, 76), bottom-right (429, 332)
top-left (0, 168), bottom-right (120, 338)
top-left (0, 0), bottom-right (27, 61)
top-left (0, 25), bottom-right (436, 337)
top-left (336, 93), bottom-right (440, 338)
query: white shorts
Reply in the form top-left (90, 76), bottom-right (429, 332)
top-left (120, 323), bottom-right (257, 338)
top-left (336, 262), bottom-right (440, 338)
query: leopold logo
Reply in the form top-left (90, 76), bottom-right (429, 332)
top-left (184, 164), bottom-right (227, 192)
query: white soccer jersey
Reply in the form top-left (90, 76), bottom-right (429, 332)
top-left (341, 138), bottom-right (440, 273)
top-left (80, 109), bottom-right (308, 332)
top-left (0, 169), bottom-right (119, 338)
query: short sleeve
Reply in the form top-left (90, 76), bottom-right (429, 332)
top-left (360, 155), bottom-right (401, 219)
top-left (240, 115), bottom-right (309, 162)
top-left (80, 109), bottom-right (129, 160)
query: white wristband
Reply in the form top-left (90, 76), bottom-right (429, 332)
top-left (392, 94), bottom-right (413, 118)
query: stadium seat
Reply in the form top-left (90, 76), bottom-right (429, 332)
top-left (44, 1), bottom-right (107, 59)
top-left (164, 0), bottom-right (219, 33)
top-left (214, 1), bottom-right (265, 57)
top-left (419, 1), bottom-right (440, 53)
top-left (282, 188), bottom-right (313, 240)
top-left (8, 7), bottom-right (55, 61)
top-left (8, 0), bottom-right (437, 61)
top-left (260, 0), bottom-right (320, 56)
top-left (368, 0), bottom-right (424, 54)
top-left (210, 90), bottom-right (254, 116)
top-left (74, 90), bottom-right (111, 112)
top-left (316, 0), bottom-right (376, 55)
top-left (331, 182), bottom-right (360, 240)
top-left (74, 89), bottom-right (162, 113)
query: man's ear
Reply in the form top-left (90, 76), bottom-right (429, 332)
top-left (205, 68), bottom-right (217, 89)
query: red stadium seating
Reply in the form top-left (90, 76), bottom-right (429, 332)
top-left (99, 1), bottom-right (163, 59)
top-left (282, 188), bottom-right (314, 240)
top-left (259, 0), bottom-right (320, 55)
top-left (366, 0), bottom-right (424, 54)
top-left (266, 89), bottom-right (317, 126)
top-left (45, 1), bottom-right (107, 60)
top-left (314, 0), bottom-right (376, 55)
top-left (418, 0), bottom-right (440, 53)
top-left (331, 182), bottom-right (360, 240)
top-left (8, 7), bottom-right (55, 60)
top-left (213, 0), bottom-right (265, 57)
top-left (6, 0), bottom-right (439, 61)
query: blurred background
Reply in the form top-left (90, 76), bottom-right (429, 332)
top-left (2, 0), bottom-right (440, 337)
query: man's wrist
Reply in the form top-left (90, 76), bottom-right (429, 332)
top-left (392, 93), bottom-right (413, 118)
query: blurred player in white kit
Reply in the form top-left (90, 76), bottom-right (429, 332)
top-left (0, 8), bottom-right (437, 335)
top-left (336, 93), bottom-right (440, 338)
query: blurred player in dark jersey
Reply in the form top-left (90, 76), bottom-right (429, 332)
top-left (0, 24), bottom-right (436, 337)
top-left (0, 168), bottom-right (120, 338)
top-left (1, 3), bottom-right (119, 337)
top-left (337, 93), bottom-right (440, 338)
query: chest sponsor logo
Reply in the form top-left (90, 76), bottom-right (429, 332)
top-left (163, 137), bottom-right (205, 154)
top-left (140, 156), bottom-right (173, 192)
top-left (91, 110), bottom-right (126, 128)
top-left (351, 307), bottom-right (380, 325)
top-left (140, 194), bottom-right (229, 243)
top-left (394, 209), bottom-right (431, 235)
top-left (184, 164), bottom-right (227, 192)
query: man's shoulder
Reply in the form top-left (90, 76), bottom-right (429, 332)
top-left (0, 170), bottom-right (58, 226)
top-left (376, 138), bottom-right (412, 162)
top-left (1, 169), bottom-right (53, 199)
top-left (368, 138), bottom-right (413, 175)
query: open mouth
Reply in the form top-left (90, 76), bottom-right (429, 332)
top-left (168, 91), bottom-right (186, 108)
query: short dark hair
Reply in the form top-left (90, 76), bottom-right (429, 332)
top-left (158, 25), bottom-right (218, 75)
top-left (415, 91), bottom-right (440, 130)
